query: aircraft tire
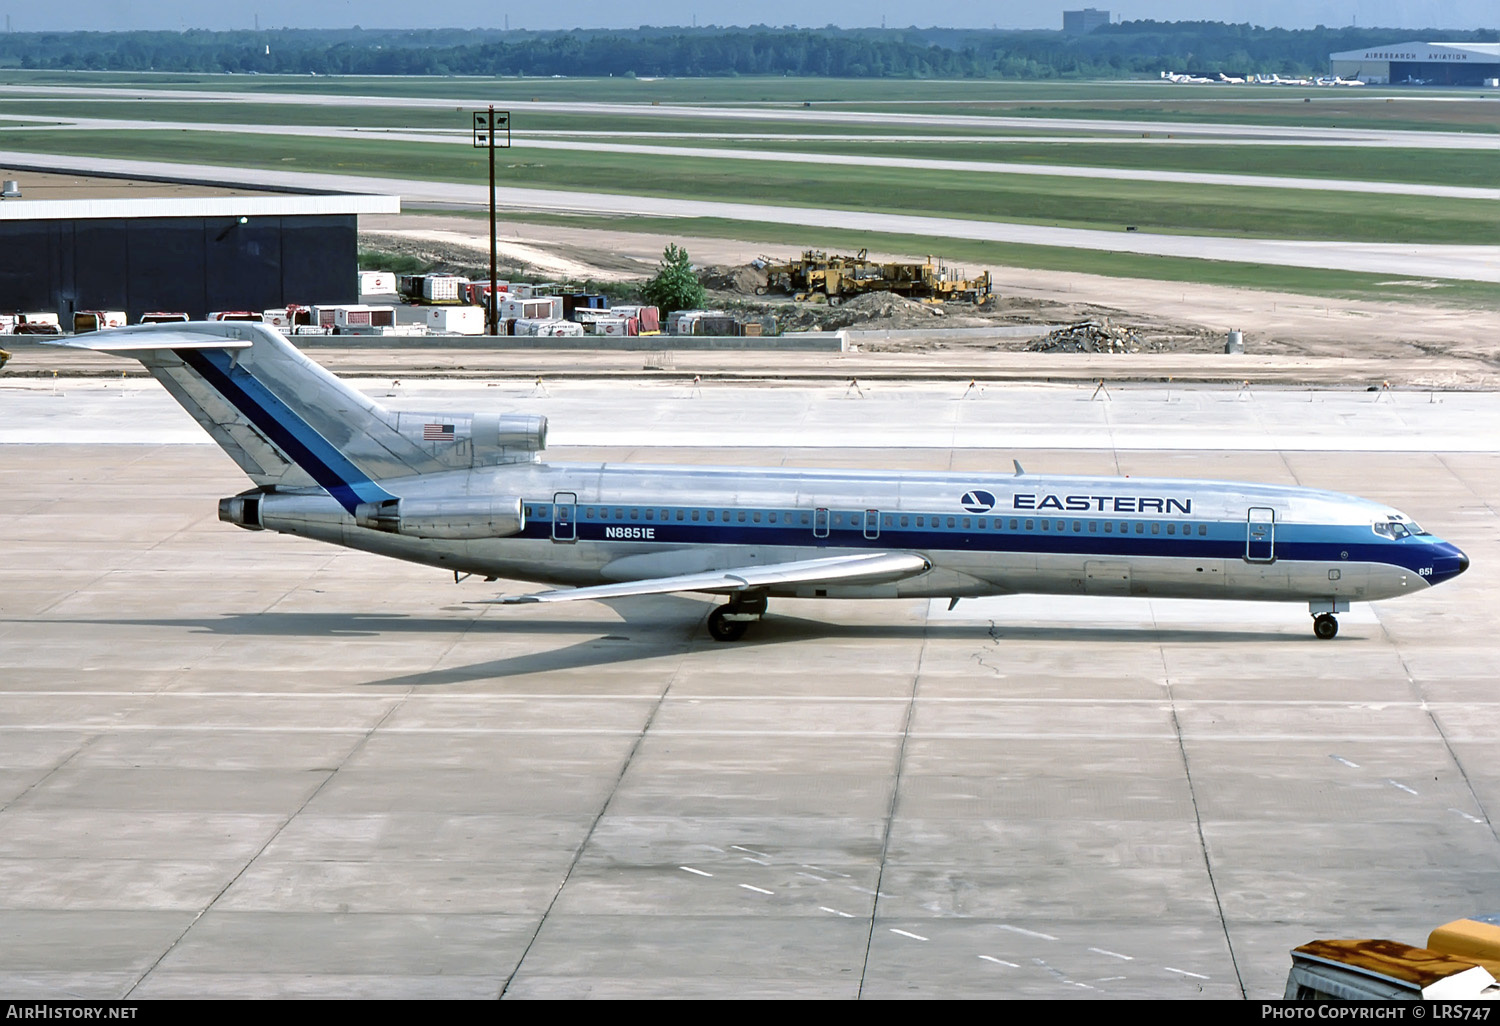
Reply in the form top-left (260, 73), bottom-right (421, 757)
top-left (1313, 614), bottom-right (1339, 640)
top-left (708, 607), bottom-right (749, 642)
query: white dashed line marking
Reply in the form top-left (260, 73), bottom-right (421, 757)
top-left (1386, 779), bottom-right (1419, 795)
top-left (890, 929), bottom-right (929, 942)
top-left (1331, 755), bottom-right (1360, 768)
top-left (679, 866), bottom-right (713, 877)
top-left (998, 925), bottom-right (1058, 941)
top-left (797, 872), bottom-right (828, 882)
top-left (979, 956), bottom-right (1019, 967)
top-left (1450, 808), bottom-right (1486, 824)
top-left (742, 857), bottom-right (770, 865)
top-left (1165, 967), bottom-right (1210, 980)
top-left (820, 907), bottom-right (856, 918)
top-left (1090, 947), bottom-right (1133, 960)
top-left (731, 845), bottom-right (770, 858)
top-left (739, 884), bottom-right (774, 895)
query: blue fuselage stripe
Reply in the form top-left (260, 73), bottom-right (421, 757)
top-left (177, 348), bottom-right (391, 513)
top-left (520, 506), bottom-right (1463, 582)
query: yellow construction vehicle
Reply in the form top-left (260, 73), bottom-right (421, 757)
top-left (1286, 917), bottom-right (1500, 1000)
top-left (758, 249), bottom-right (991, 305)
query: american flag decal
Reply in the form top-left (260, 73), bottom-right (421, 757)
top-left (423, 423), bottom-right (455, 441)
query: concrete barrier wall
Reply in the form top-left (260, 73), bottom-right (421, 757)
top-left (296, 331), bottom-right (847, 352)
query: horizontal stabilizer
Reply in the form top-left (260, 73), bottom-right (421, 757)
top-left (485, 551), bottom-right (931, 605)
top-left (43, 333), bottom-right (252, 352)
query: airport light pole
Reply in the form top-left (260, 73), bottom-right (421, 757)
top-left (471, 107), bottom-right (511, 336)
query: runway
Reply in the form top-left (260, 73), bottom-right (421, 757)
top-left (3, 150), bottom-right (1497, 283)
top-left (5, 84), bottom-right (1499, 148)
top-left (7, 116), bottom-right (1496, 201)
top-left (1, 376), bottom-right (1497, 998)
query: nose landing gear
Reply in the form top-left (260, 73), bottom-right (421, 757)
top-left (1310, 599), bottom-right (1348, 640)
top-left (707, 592), bottom-right (768, 642)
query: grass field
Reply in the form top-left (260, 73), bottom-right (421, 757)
top-left (2, 98), bottom-right (1495, 189)
top-left (408, 207), bottom-right (1499, 306)
top-left (1, 71), bottom-right (1493, 301)
top-left (0, 69), bottom-right (1478, 104)
top-left (0, 127), bottom-right (1491, 246)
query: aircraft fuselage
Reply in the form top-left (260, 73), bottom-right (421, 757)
top-left (236, 459), bottom-right (1468, 606)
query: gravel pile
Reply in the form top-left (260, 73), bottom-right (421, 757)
top-left (1026, 319), bottom-right (1147, 353)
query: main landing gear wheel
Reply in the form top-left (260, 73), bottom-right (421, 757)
top-left (1313, 614), bottom-right (1339, 640)
top-left (707, 607), bottom-right (748, 642)
top-left (706, 593), bottom-right (767, 643)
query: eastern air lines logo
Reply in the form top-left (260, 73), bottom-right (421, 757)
top-left (960, 489), bottom-right (997, 513)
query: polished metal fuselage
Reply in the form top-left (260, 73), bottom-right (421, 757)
top-left (249, 458), bottom-right (1468, 605)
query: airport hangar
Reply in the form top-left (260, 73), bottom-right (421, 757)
top-left (1329, 41), bottom-right (1500, 86)
top-left (0, 170), bottom-right (397, 323)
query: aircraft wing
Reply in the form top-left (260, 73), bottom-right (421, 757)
top-left (487, 551), bottom-right (931, 605)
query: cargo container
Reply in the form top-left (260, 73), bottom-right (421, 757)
top-left (421, 275), bottom-right (465, 303)
top-left (701, 316), bottom-right (738, 336)
top-left (667, 309), bottom-right (728, 335)
top-left (305, 305), bottom-right (397, 331)
top-left (512, 318), bottom-right (585, 337)
top-left (464, 281), bottom-right (509, 306)
top-left (9, 312), bottom-right (62, 335)
top-left (610, 305), bottom-right (660, 333)
top-left (563, 293), bottom-right (609, 314)
top-left (261, 305), bottom-right (317, 330)
top-left (207, 311), bottom-right (263, 322)
top-left (570, 309), bottom-right (612, 330)
top-left (500, 297), bottom-right (562, 321)
top-left (73, 311), bottom-right (128, 333)
top-left (358, 271), bottom-right (397, 296)
top-left (593, 317), bottom-right (635, 337)
top-left (335, 322), bottom-right (427, 337)
top-left (423, 306), bottom-right (485, 336)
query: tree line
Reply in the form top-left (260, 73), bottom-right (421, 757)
top-left (1, 23), bottom-right (1495, 79)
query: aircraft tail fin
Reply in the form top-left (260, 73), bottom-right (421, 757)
top-left (47, 322), bottom-right (450, 511)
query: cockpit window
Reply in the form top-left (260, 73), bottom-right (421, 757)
top-left (1373, 517), bottom-right (1425, 539)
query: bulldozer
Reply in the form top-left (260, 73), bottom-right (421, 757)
top-left (758, 249), bottom-right (992, 305)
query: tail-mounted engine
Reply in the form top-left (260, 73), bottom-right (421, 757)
top-left (394, 411), bottom-right (547, 468)
top-left (354, 496), bottom-right (526, 540)
top-left (218, 492), bottom-right (266, 531)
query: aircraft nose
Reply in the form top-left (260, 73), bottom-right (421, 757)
top-left (1433, 545), bottom-right (1469, 584)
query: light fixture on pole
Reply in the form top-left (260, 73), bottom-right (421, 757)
top-left (471, 107), bottom-right (511, 337)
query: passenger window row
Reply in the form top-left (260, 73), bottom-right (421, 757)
top-left (521, 503), bottom-right (1212, 537)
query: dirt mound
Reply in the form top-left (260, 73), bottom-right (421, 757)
top-left (838, 292), bottom-right (945, 320)
top-left (1026, 319), bottom-right (1160, 354)
top-left (697, 264), bottom-right (767, 294)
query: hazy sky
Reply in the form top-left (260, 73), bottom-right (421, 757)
top-left (2, 1), bottom-right (1491, 32)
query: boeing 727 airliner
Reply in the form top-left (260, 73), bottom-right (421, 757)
top-left (49, 322), bottom-right (1468, 641)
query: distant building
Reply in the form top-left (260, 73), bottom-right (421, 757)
top-left (1063, 9), bottom-right (1110, 34)
top-left (0, 186), bottom-right (397, 323)
top-left (1329, 41), bottom-right (1500, 85)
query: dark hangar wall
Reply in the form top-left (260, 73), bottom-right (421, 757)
top-left (1389, 60), bottom-right (1500, 86)
top-left (0, 213), bottom-right (357, 321)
